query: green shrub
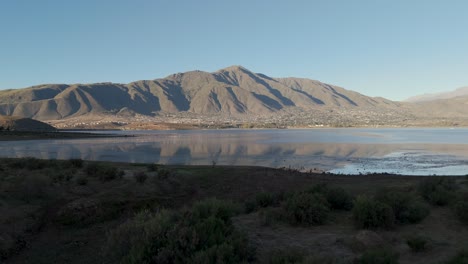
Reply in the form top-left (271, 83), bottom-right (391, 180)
top-left (306, 184), bottom-right (353, 210)
top-left (147, 163), bottom-right (158, 172)
top-left (419, 177), bottom-right (457, 206)
top-left (158, 168), bottom-right (171, 179)
top-left (68, 158), bottom-right (84, 168)
top-left (85, 163), bottom-right (101, 176)
top-left (406, 236), bottom-right (428, 252)
top-left (454, 197), bottom-right (468, 225)
top-left (134, 171), bottom-right (148, 184)
top-left (86, 163), bottom-right (124, 182)
top-left (75, 175), bottom-right (88, 186)
top-left (404, 201), bottom-right (430, 224)
top-left (283, 192), bottom-right (330, 226)
top-left (358, 248), bottom-right (399, 264)
top-left (446, 250), bottom-right (468, 264)
top-left (325, 187), bottom-right (354, 210)
top-left (103, 199), bottom-right (253, 264)
top-left (376, 189), bottom-right (430, 224)
top-left (353, 195), bottom-right (395, 229)
top-left (256, 192), bottom-right (275, 208)
top-left (265, 248), bottom-right (306, 264)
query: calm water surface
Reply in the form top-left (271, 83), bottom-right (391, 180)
top-left (2, 128), bottom-right (468, 175)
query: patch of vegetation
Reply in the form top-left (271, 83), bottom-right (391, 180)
top-left (157, 168), bottom-right (171, 179)
top-left (453, 194), bottom-right (468, 225)
top-left (283, 191), bottom-right (330, 226)
top-left (406, 236), bottom-right (429, 252)
top-left (375, 189), bottom-right (430, 224)
top-left (103, 198), bottom-right (253, 264)
top-left (147, 163), bottom-right (158, 172)
top-left (68, 158), bottom-right (84, 168)
top-left (75, 175), bottom-right (88, 185)
top-left (245, 191), bottom-right (284, 213)
top-left (134, 171), bottom-right (148, 184)
top-left (358, 247), bottom-right (399, 264)
top-left (306, 184), bottom-right (354, 210)
top-left (85, 163), bottom-right (124, 182)
top-left (353, 195), bottom-right (395, 229)
top-left (446, 249), bottom-right (468, 264)
top-left (419, 177), bottom-right (457, 206)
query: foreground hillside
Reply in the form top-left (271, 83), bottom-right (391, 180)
top-left (1, 158), bottom-right (468, 263)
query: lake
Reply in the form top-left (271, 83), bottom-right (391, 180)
top-left (1, 128), bottom-right (468, 175)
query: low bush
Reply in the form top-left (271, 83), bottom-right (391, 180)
top-left (134, 171), bottom-right (148, 184)
top-left (255, 192), bottom-right (275, 208)
top-left (325, 186), bottom-right (354, 210)
top-left (265, 249), bottom-right (306, 264)
top-left (454, 195), bottom-right (468, 225)
top-left (244, 192), bottom-right (281, 213)
top-left (85, 163), bottom-right (124, 182)
top-left (306, 184), bottom-right (354, 210)
top-left (446, 250), bottom-right (468, 264)
top-left (376, 189), bottom-right (430, 224)
top-left (103, 199), bottom-right (253, 264)
top-left (147, 163), bottom-right (158, 172)
top-left (68, 158), bottom-right (84, 168)
top-left (419, 177), bottom-right (457, 206)
top-left (406, 236), bottom-right (428, 252)
top-left (157, 168), bottom-right (171, 179)
top-left (75, 175), bottom-right (88, 186)
top-left (358, 247), bottom-right (399, 264)
top-left (353, 195), bottom-right (395, 229)
top-left (283, 191), bottom-right (330, 226)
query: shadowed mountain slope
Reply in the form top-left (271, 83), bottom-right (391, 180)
top-left (0, 115), bottom-right (56, 131)
top-left (0, 66), bottom-right (402, 121)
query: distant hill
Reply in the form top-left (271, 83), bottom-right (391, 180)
top-left (404, 86), bottom-right (468, 102)
top-left (0, 115), bottom-right (56, 131)
top-left (0, 66), bottom-right (402, 121)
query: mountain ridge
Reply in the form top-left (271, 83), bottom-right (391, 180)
top-left (0, 66), bottom-right (402, 121)
top-left (0, 66), bottom-right (466, 128)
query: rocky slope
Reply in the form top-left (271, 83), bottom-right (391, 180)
top-left (0, 66), bottom-right (403, 121)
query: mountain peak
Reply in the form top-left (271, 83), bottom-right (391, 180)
top-left (217, 65), bottom-right (250, 73)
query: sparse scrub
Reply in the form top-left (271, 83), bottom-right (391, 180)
top-left (157, 168), bottom-right (171, 179)
top-left (406, 236), bottom-right (428, 252)
top-left (68, 158), bottom-right (84, 168)
top-left (134, 171), bottom-right (148, 184)
top-left (376, 189), bottom-right (430, 224)
top-left (147, 163), bottom-right (158, 172)
top-left (85, 163), bottom-right (123, 182)
top-left (446, 250), bottom-right (468, 264)
top-left (307, 184), bottom-right (354, 210)
top-left (258, 207), bottom-right (282, 227)
top-left (103, 199), bottom-right (253, 264)
top-left (325, 186), bottom-right (354, 210)
top-left (255, 191), bottom-right (275, 208)
top-left (75, 175), bottom-right (88, 185)
top-left (283, 191), bottom-right (330, 226)
top-left (358, 247), bottom-right (399, 264)
top-left (353, 195), bottom-right (395, 229)
top-left (454, 194), bottom-right (468, 225)
top-left (419, 177), bottom-right (457, 206)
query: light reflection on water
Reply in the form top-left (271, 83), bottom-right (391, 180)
top-left (1, 128), bottom-right (468, 175)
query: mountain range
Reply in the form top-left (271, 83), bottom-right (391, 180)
top-left (0, 66), bottom-right (466, 128)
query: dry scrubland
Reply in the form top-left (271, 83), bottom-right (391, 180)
top-left (0, 158), bottom-right (468, 263)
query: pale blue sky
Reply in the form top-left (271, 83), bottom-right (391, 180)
top-left (1, 0), bottom-right (468, 101)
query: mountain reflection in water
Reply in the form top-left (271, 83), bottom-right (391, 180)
top-left (2, 129), bottom-right (468, 175)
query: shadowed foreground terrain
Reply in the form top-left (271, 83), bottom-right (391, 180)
top-left (1, 158), bottom-right (468, 263)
